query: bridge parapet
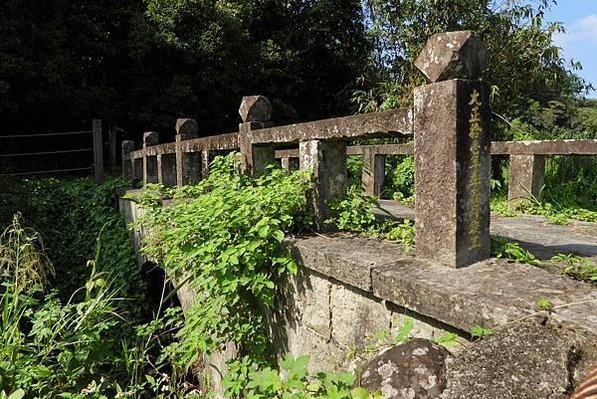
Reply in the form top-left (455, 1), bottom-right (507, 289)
top-left (120, 30), bottom-right (596, 269)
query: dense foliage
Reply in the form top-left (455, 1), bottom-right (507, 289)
top-left (130, 155), bottom-right (317, 395)
top-left (0, 177), bottom-right (143, 300)
top-left (0, 0), bottom-right (368, 134)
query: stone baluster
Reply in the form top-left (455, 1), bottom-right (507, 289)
top-left (362, 148), bottom-right (385, 196)
top-left (299, 140), bottom-right (347, 231)
top-left (507, 154), bottom-right (545, 204)
top-left (238, 95), bottom-right (275, 176)
top-left (175, 118), bottom-right (201, 186)
top-left (414, 31), bottom-right (491, 268)
top-left (142, 131), bottom-right (159, 185)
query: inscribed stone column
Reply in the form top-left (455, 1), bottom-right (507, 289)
top-left (238, 96), bottom-right (275, 175)
top-left (508, 154), bottom-right (545, 204)
top-left (299, 139), bottom-right (347, 230)
top-left (175, 118), bottom-right (200, 186)
top-left (143, 132), bottom-right (159, 185)
top-left (414, 31), bottom-right (491, 268)
top-left (121, 140), bottom-right (134, 181)
top-left (362, 148), bottom-right (385, 196)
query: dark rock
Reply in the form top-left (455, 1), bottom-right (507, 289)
top-left (359, 338), bottom-right (450, 398)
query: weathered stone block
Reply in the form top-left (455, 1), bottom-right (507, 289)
top-left (299, 140), bottom-right (347, 229)
top-left (294, 271), bottom-right (332, 337)
top-left (239, 95), bottom-right (272, 123)
top-left (414, 79), bottom-right (491, 268)
top-left (330, 283), bottom-right (391, 349)
top-left (508, 154), bottom-right (545, 204)
top-left (390, 312), bottom-right (455, 347)
top-left (175, 118), bottom-right (198, 136)
top-left (157, 153), bottom-right (177, 187)
top-left (175, 131), bottom-right (200, 187)
top-left (143, 132), bottom-right (159, 185)
top-left (415, 31), bottom-right (488, 83)
top-left (121, 140), bottom-right (135, 181)
top-left (362, 150), bottom-right (385, 196)
top-left (442, 319), bottom-right (592, 399)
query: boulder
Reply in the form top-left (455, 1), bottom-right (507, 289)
top-left (359, 338), bottom-right (451, 398)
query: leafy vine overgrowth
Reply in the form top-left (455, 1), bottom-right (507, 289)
top-left (132, 156), bottom-right (313, 372)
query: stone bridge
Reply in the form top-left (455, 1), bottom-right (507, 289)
top-left (119, 31), bottom-right (597, 398)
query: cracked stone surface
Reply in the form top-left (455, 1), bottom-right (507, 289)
top-left (360, 338), bottom-right (450, 398)
top-left (415, 31), bottom-right (489, 83)
top-left (238, 95), bottom-right (272, 123)
top-left (441, 318), bottom-right (597, 399)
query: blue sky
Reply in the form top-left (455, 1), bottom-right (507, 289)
top-left (547, 0), bottom-right (597, 97)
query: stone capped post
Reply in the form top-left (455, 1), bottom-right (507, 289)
top-left (175, 118), bottom-right (200, 186)
top-left (143, 131), bottom-right (159, 185)
top-left (414, 31), bottom-right (491, 268)
top-left (121, 140), bottom-right (135, 182)
top-left (238, 96), bottom-right (275, 175)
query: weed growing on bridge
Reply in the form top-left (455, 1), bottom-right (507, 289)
top-left (131, 154), bottom-right (314, 394)
top-left (552, 253), bottom-right (597, 284)
top-left (327, 189), bottom-right (415, 250)
top-left (237, 354), bottom-right (382, 399)
top-left (490, 236), bottom-right (540, 266)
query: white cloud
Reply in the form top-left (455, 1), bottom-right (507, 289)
top-left (554, 14), bottom-right (597, 46)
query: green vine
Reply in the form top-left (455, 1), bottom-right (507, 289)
top-left (131, 154), bottom-right (313, 388)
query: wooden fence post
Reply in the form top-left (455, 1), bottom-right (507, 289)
top-left (92, 119), bottom-right (104, 183)
top-left (413, 31), bottom-right (491, 268)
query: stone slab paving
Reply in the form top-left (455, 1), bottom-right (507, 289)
top-left (374, 199), bottom-right (597, 261)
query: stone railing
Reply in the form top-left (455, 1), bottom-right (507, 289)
top-left (124, 30), bottom-right (494, 269)
top-left (276, 139), bottom-right (597, 202)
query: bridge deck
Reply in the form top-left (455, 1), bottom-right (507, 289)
top-left (374, 200), bottom-right (597, 261)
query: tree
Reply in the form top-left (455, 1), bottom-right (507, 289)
top-left (354, 0), bottom-right (590, 132)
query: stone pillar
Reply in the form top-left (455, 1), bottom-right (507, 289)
top-left (200, 150), bottom-right (212, 178)
top-left (158, 153), bottom-right (177, 187)
top-left (362, 149), bottom-right (385, 196)
top-left (121, 140), bottom-right (134, 181)
top-left (414, 31), bottom-right (491, 268)
top-left (299, 139), bottom-right (347, 230)
top-left (175, 118), bottom-right (201, 186)
top-left (508, 154), bottom-right (545, 204)
top-left (238, 96), bottom-right (274, 175)
top-left (143, 131), bottom-right (159, 185)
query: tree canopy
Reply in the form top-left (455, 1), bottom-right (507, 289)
top-left (0, 0), bottom-right (593, 139)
